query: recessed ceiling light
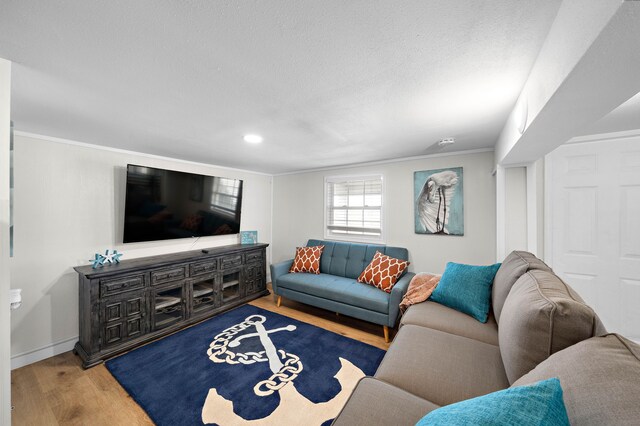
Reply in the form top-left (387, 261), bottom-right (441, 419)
top-left (243, 134), bottom-right (263, 144)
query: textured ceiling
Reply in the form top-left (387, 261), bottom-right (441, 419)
top-left (0, 0), bottom-right (563, 173)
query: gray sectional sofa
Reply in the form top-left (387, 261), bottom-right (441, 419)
top-left (270, 239), bottom-right (414, 342)
top-left (333, 251), bottom-right (640, 425)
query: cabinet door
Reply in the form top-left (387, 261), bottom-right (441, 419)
top-left (255, 263), bottom-right (266, 292)
top-left (243, 262), bottom-right (265, 295)
top-left (101, 291), bottom-right (148, 349)
top-left (189, 273), bottom-right (220, 318)
top-left (151, 283), bottom-right (187, 331)
top-left (221, 267), bottom-right (243, 303)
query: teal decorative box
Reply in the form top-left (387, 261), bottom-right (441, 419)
top-left (240, 231), bottom-right (258, 244)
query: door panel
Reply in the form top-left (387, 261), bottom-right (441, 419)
top-left (548, 137), bottom-right (640, 341)
top-left (620, 186), bottom-right (640, 258)
top-left (564, 188), bottom-right (597, 255)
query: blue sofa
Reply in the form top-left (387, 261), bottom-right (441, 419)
top-left (270, 239), bottom-right (414, 342)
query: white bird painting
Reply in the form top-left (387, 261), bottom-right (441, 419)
top-left (415, 168), bottom-right (463, 235)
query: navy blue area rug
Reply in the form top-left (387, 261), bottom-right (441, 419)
top-left (106, 304), bottom-right (386, 425)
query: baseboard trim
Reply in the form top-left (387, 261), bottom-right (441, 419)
top-left (11, 336), bottom-right (78, 370)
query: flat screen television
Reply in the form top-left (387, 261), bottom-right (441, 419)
top-left (123, 164), bottom-right (243, 243)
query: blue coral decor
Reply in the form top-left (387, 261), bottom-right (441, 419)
top-left (89, 249), bottom-right (123, 269)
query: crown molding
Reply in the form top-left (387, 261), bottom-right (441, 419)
top-left (13, 131), bottom-right (273, 176)
top-left (15, 130), bottom-right (497, 177)
top-left (273, 147), bottom-right (494, 176)
top-left (567, 128), bottom-right (640, 144)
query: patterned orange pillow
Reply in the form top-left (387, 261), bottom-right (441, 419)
top-left (289, 246), bottom-right (325, 274)
top-left (358, 251), bottom-right (410, 293)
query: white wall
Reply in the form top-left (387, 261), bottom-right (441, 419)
top-left (0, 58), bottom-right (12, 425)
top-left (272, 150), bottom-right (496, 274)
top-left (504, 167), bottom-right (528, 254)
top-left (534, 158), bottom-right (545, 258)
top-left (10, 133), bottom-right (272, 367)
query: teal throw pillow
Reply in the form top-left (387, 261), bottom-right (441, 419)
top-left (415, 378), bottom-right (570, 426)
top-left (429, 262), bottom-right (501, 322)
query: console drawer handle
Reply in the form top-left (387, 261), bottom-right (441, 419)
top-left (156, 271), bottom-right (183, 281)
top-left (106, 280), bottom-right (139, 291)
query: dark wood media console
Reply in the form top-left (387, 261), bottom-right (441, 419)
top-left (73, 243), bottom-right (269, 368)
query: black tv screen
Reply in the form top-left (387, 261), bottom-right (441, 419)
top-left (123, 164), bottom-right (243, 243)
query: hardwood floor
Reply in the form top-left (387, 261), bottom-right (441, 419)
top-left (10, 290), bottom-right (391, 425)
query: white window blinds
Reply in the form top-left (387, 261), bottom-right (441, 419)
top-left (325, 175), bottom-right (383, 240)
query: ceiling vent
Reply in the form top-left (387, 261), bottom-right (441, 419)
top-left (425, 137), bottom-right (456, 154)
top-left (437, 137), bottom-right (455, 148)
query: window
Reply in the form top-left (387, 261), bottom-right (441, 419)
top-left (325, 175), bottom-right (383, 242)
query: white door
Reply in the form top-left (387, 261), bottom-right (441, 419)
top-left (547, 136), bottom-right (640, 342)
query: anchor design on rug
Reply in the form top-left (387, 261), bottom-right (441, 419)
top-left (227, 318), bottom-right (297, 380)
top-left (201, 314), bottom-right (366, 425)
top-left (206, 314), bottom-right (301, 396)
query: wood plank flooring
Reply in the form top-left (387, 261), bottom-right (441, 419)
top-left (11, 290), bottom-right (391, 425)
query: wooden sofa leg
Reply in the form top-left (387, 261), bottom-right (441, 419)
top-left (383, 326), bottom-right (390, 343)
top-left (276, 296), bottom-right (282, 307)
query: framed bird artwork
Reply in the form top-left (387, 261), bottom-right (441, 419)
top-left (414, 167), bottom-right (464, 235)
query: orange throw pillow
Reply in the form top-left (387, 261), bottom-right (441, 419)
top-left (358, 251), bottom-right (410, 293)
top-left (289, 246), bottom-right (325, 274)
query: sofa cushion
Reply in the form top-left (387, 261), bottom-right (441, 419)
top-left (375, 325), bottom-right (509, 406)
top-left (492, 250), bottom-right (551, 323)
top-left (277, 273), bottom-right (389, 313)
top-left (400, 301), bottom-right (499, 346)
top-left (289, 245), bottom-right (324, 274)
top-left (332, 377), bottom-right (439, 426)
top-left (429, 262), bottom-right (501, 323)
top-left (499, 269), bottom-right (606, 384)
top-left (513, 334), bottom-right (640, 426)
top-left (307, 239), bottom-right (408, 279)
top-left (416, 378), bottom-right (569, 426)
top-left (357, 251), bottom-right (409, 293)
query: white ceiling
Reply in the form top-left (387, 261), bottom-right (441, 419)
top-left (577, 91), bottom-right (640, 137)
top-left (0, 1), bottom-right (565, 174)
